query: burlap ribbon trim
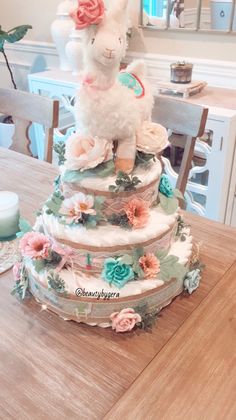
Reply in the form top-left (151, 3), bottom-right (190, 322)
top-left (62, 176), bottom-right (159, 198)
top-left (29, 276), bottom-right (182, 318)
top-left (30, 274), bottom-right (176, 302)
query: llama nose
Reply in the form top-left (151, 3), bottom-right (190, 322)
top-left (103, 48), bottom-right (115, 59)
top-left (105, 48), bottom-right (115, 53)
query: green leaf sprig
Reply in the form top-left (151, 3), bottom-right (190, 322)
top-left (134, 303), bottom-right (159, 330)
top-left (11, 265), bottom-right (29, 300)
top-left (107, 213), bottom-right (131, 230)
top-left (45, 191), bottom-right (64, 216)
top-left (47, 271), bottom-right (67, 295)
top-left (155, 249), bottom-right (187, 281)
top-left (53, 141), bottom-right (66, 166)
top-left (159, 188), bottom-right (184, 215)
top-left (109, 171), bottom-right (141, 193)
top-left (135, 151), bottom-right (155, 167)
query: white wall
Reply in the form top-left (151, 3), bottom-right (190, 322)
top-left (0, 0), bottom-right (59, 42)
top-left (129, 28), bottom-right (236, 62)
top-left (1, 0), bottom-right (236, 61)
top-left (0, 0), bottom-right (236, 90)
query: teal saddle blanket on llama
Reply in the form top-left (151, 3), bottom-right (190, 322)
top-left (117, 72), bottom-right (145, 98)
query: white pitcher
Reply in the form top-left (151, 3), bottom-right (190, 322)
top-left (50, 0), bottom-right (76, 71)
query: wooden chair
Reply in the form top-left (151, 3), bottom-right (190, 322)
top-left (152, 95), bottom-right (208, 201)
top-left (0, 88), bottom-right (59, 163)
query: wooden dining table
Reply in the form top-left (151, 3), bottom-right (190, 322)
top-left (0, 147), bottom-right (236, 420)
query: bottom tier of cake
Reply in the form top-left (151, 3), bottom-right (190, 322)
top-left (25, 233), bottom-right (193, 329)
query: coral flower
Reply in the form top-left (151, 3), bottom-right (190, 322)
top-left (139, 253), bottom-right (161, 278)
top-left (59, 192), bottom-right (96, 224)
top-left (124, 199), bottom-right (149, 229)
top-left (19, 232), bottom-right (51, 260)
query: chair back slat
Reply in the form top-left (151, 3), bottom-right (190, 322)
top-left (11, 119), bottom-right (31, 156)
top-left (152, 95), bottom-right (209, 202)
top-left (0, 88), bottom-right (59, 128)
top-left (152, 96), bottom-right (208, 138)
top-left (0, 88), bottom-right (59, 162)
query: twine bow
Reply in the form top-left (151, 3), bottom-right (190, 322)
top-left (52, 242), bottom-right (75, 272)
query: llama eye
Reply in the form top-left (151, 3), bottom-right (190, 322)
top-left (91, 38), bottom-right (95, 44)
top-left (119, 37), bottom-right (122, 44)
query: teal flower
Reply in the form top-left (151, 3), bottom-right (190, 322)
top-left (159, 174), bottom-right (174, 198)
top-left (102, 258), bottom-right (134, 288)
top-left (184, 269), bottom-right (201, 294)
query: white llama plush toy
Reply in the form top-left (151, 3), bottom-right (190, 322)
top-left (69, 0), bottom-right (168, 173)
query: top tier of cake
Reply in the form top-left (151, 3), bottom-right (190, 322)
top-left (60, 158), bottom-right (162, 218)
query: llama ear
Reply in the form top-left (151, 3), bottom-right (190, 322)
top-left (108, 0), bottom-right (129, 25)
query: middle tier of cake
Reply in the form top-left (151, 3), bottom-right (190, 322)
top-left (38, 205), bottom-right (178, 275)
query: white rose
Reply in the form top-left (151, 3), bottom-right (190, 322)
top-left (65, 133), bottom-right (113, 171)
top-left (137, 121), bottom-right (169, 155)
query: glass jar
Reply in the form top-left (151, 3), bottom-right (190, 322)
top-left (170, 62), bottom-right (193, 84)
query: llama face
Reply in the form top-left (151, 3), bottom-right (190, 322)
top-left (80, 0), bottom-right (129, 70)
top-left (85, 20), bottom-right (127, 68)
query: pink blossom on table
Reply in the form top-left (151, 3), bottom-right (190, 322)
top-left (19, 232), bottom-right (51, 260)
top-left (124, 199), bottom-right (149, 229)
top-left (12, 262), bottom-right (22, 281)
top-left (110, 308), bottom-right (141, 333)
top-left (65, 133), bottom-right (113, 172)
top-left (59, 192), bottom-right (96, 224)
top-left (70, 0), bottom-right (105, 30)
top-left (139, 253), bottom-right (160, 279)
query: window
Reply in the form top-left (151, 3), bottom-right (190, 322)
top-left (143, 1), bottom-right (167, 18)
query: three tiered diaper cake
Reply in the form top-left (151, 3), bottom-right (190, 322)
top-left (12, 0), bottom-right (202, 333)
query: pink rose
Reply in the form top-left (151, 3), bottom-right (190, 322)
top-left (19, 232), bottom-right (51, 260)
top-left (110, 308), bottom-right (142, 333)
top-left (70, 0), bottom-right (105, 30)
top-left (65, 133), bottom-right (113, 171)
top-left (13, 262), bottom-right (22, 281)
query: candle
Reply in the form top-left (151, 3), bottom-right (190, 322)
top-left (0, 191), bottom-right (20, 240)
top-left (170, 62), bottom-right (193, 84)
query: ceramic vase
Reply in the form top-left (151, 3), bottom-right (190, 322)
top-left (50, 0), bottom-right (76, 71)
top-left (65, 29), bottom-right (83, 75)
top-left (0, 117), bottom-right (15, 149)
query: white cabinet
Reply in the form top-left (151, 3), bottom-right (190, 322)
top-left (225, 144), bottom-right (236, 227)
top-left (201, 111), bottom-right (236, 222)
top-left (161, 87), bottom-right (236, 225)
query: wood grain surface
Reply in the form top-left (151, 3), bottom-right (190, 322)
top-left (105, 262), bottom-right (236, 420)
top-left (0, 148), bottom-right (236, 420)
